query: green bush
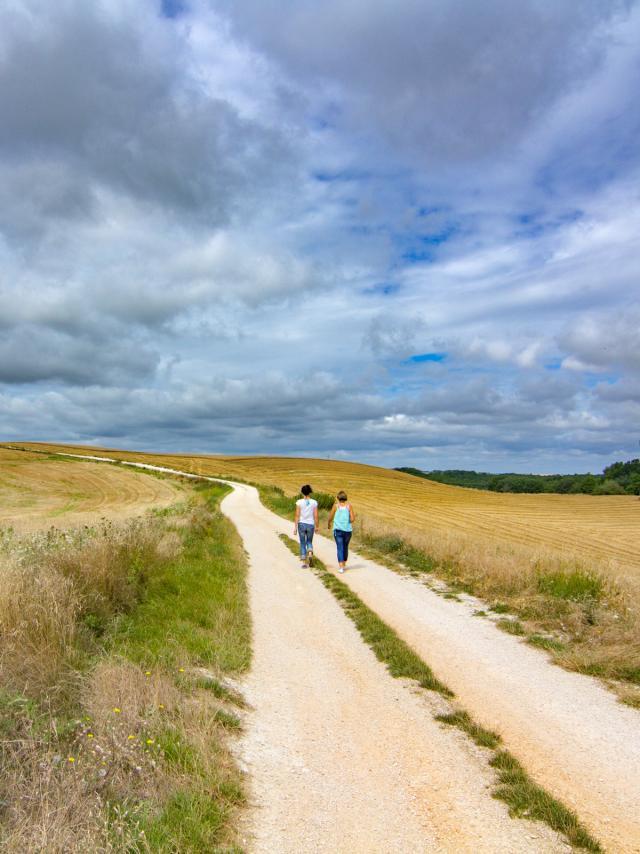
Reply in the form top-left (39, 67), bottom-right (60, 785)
top-left (536, 569), bottom-right (603, 602)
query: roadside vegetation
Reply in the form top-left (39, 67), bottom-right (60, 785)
top-left (278, 534), bottom-right (601, 852)
top-left (0, 482), bottom-right (250, 853)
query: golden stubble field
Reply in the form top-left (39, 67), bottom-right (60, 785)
top-left (16, 443), bottom-right (640, 585)
top-left (0, 447), bottom-right (184, 532)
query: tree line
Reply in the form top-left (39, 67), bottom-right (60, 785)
top-left (395, 459), bottom-right (640, 495)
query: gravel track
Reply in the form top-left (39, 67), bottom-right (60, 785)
top-left (222, 484), bottom-right (567, 854)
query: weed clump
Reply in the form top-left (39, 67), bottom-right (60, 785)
top-left (536, 568), bottom-right (603, 602)
top-left (490, 751), bottom-right (602, 851)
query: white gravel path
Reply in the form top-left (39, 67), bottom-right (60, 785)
top-left (222, 483), bottom-right (567, 854)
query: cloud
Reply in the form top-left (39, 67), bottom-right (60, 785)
top-left (1, 0), bottom-right (639, 473)
top-left (214, 0), bottom-right (631, 174)
top-left (558, 308), bottom-right (640, 373)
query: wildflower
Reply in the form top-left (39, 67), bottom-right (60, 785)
top-left (145, 671), bottom-right (151, 676)
top-left (178, 667), bottom-right (184, 672)
top-left (113, 707), bottom-right (121, 714)
top-left (146, 738), bottom-right (155, 745)
top-left (158, 703), bottom-right (165, 709)
top-left (87, 733), bottom-right (94, 739)
top-left (68, 757), bottom-right (75, 763)
top-left (127, 735), bottom-right (136, 740)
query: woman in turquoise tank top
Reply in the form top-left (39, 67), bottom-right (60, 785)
top-left (327, 490), bottom-right (355, 573)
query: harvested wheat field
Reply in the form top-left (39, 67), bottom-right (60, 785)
top-left (0, 447), bottom-right (184, 532)
top-left (19, 443), bottom-right (640, 585)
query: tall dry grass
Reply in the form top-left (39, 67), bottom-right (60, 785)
top-left (0, 520), bottom-right (167, 697)
top-left (0, 517), bottom-right (181, 851)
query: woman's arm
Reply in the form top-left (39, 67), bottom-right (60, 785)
top-left (314, 504), bottom-right (319, 528)
top-left (293, 503), bottom-right (300, 535)
top-left (327, 503), bottom-right (337, 529)
top-left (349, 505), bottom-right (356, 523)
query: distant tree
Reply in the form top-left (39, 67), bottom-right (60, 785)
top-left (579, 474), bottom-right (597, 494)
top-left (592, 478), bottom-right (626, 495)
top-left (627, 473), bottom-right (640, 495)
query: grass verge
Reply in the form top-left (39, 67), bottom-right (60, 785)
top-left (0, 481), bottom-right (250, 853)
top-left (278, 532), bottom-right (601, 852)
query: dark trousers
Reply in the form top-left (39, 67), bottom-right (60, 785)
top-left (334, 529), bottom-right (352, 563)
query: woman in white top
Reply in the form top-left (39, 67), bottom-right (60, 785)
top-left (294, 484), bottom-right (319, 567)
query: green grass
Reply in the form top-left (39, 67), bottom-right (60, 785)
top-left (359, 531), bottom-right (436, 574)
top-left (490, 602), bottom-right (511, 614)
top-left (490, 751), bottom-right (602, 851)
top-left (496, 618), bottom-right (527, 636)
top-left (527, 634), bottom-right (566, 653)
top-left (142, 789), bottom-right (243, 854)
top-left (114, 484), bottom-right (251, 674)
top-left (195, 677), bottom-right (246, 707)
top-left (435, 710), bottom-right (501, 749)
top-left (536, 569), bottom-right (603, 602)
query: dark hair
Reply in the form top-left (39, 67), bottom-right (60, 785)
top-left (337, 490), bottom-right (348, 501)
top-left (301, 484), bottom-right (313, 496)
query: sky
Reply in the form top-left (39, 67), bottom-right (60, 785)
top-left (1, 0), bottom-right (639, 473)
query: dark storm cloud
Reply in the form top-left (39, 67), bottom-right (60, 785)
top-left (0, 324), bottom-right (158, 385)
top-left (0, 0), bottom-right (292, 243)
top-left (213, 0), bottom-right (629, 168)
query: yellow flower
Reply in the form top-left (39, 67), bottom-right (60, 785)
top-left (178, 668), bottom-right (184, 673)
top-left (113, 707), bottom-right (121, 714)
top-left (87, 733), bottom-right (94, 739)
top-left (158, 703), bottom-right (165, 709)
top-left (145, 671), bottom-right (151, 676)
top-left (128, 734), bottom-right (136, 740)
top-left (68, 757), bottom-right (75, 763)
top-left (146, 738), bottom-right (154, 745)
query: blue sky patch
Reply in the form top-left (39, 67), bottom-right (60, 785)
top-left (407, 352), bottom-right (447, 364)
top-left (161, 0), bottom-right (186, 19)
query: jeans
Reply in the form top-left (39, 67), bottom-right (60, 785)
top-left (297, 523), bottom-right (315, 558)
top-left (333, 529), bottom-right (352, 563)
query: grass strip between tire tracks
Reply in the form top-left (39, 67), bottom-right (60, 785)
top-left (279, 532), bottom-right (602, 852)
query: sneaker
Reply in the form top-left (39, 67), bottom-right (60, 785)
top-left (338, 567), bottom-right (344, 574)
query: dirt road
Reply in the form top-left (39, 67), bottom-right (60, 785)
top-left (222, 483), bottom-right (568, 854)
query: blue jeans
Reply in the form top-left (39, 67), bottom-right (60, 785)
top-left (333, 529), bottom-right (352, 563)
top-left (297, 523), bottom-right (315, 558)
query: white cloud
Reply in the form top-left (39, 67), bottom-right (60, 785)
top-left (0, 0), bottom-right (639, 472)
